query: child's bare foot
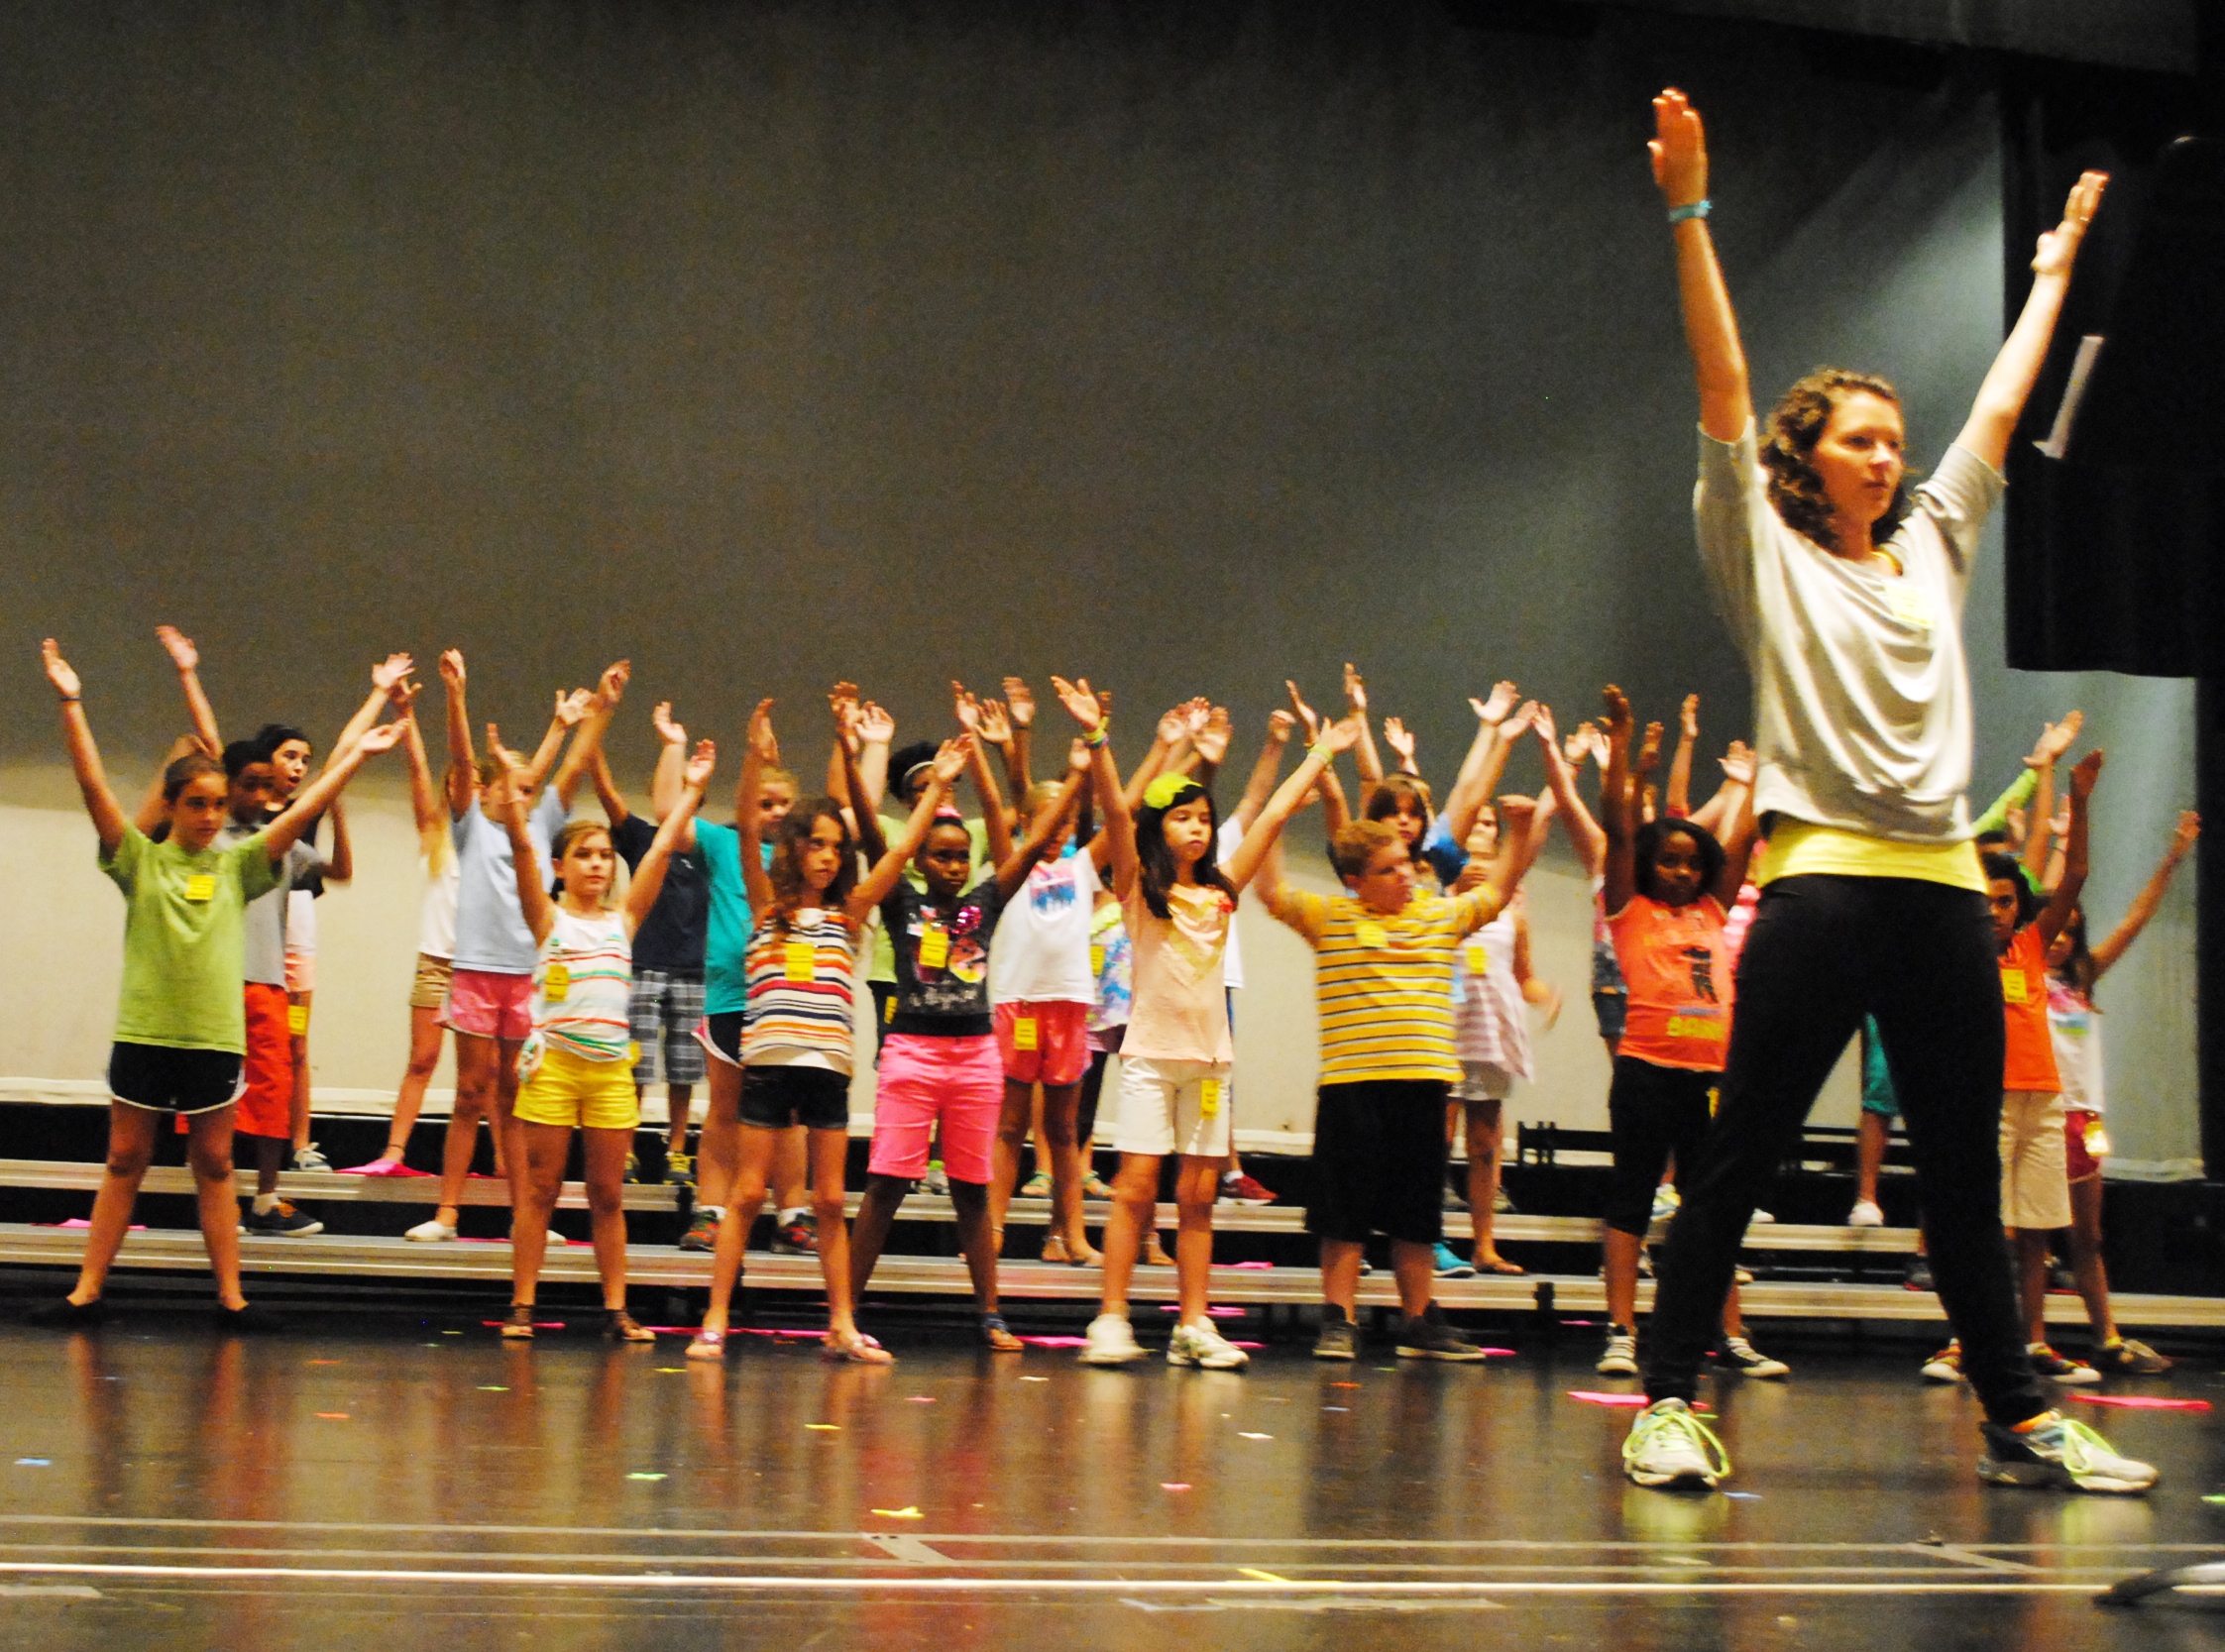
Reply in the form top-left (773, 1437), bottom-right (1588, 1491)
top-left (1041, 1231), bottom-right (1070, 1264)
top-left (686, 1327), bottom-right (726, 1361)
top-left (824, 1328), bottom-right (894, 1365)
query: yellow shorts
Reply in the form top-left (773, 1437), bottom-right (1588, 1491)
top-left (515, 1045), bottom-right (639, 1132)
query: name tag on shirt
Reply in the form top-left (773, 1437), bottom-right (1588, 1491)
top-left (1199, 1077), bottom-right (1222, 1119)
top-left (918, 925), bottom-right (950, 970)
top-left (1666, 1013), bottom-right (1724, 1043)
top-left (1886, 584), bottom-right (1931, 630)
top-left (1355, 921), bottom-right (1391, 950)
top-left (1463, 940), bottom-right (1489, 974)
top-left (2000, 967), bottom-right (2029, 1004)
top-left (1090, 943), bottom-right (1106, 977)
top-left (544, 963), bottom-right (571, 1002)
top-left (183, 873), bottom-right (217, 904)
top-left (1013, 1016), bottom-right (1039, 1051)
top-left (784, 941), bottom-right (817, 983)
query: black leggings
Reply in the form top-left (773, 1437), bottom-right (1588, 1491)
top-left (1643, 874), bottom-right (2049, 1427)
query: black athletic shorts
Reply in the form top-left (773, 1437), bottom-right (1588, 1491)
top-left (1304, 1078), bottom-right (1450, 1246)
top-left (1603, 1054), bottom-right (1718, 1238)
top-left (698, 1011), bottom-right (744, 1068)
top-left (109, 1042), bottom-right (245, 1116)
top-left (738, 1063), bottom-right (851, 1133)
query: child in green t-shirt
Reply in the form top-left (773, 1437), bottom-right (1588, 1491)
top-left (29, 639), bottom-right (400, 1331)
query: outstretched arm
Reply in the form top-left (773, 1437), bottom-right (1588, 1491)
top-left (2038, 750), bottom-right (2102, 946)
top-left (995, 742), bottom-right (1088, 900)
top-left (1599, 686), bottom-right (1651, 915)
top-left (1053, 677), bottom-right (1132, 891)
top-left (839, 719), bottom-right (890, 869)
top-left (487, 735), bottom-right (557, 948)
top-left (1665, 695), bottom-right (1699, 819)
top-left (966, 731), bottom-right (1016, 871)
top-left (2092, 810), bottom-right (2198, 979)
top-left (1343, 664), bottom-right (1385, 804)
top-left (43, 642), bottom-right (128, 853)
top-left (1650, 89), bottom-right (1753, 443)
top-left (1954, 171), bottom-right (2109, 471)
top-left (647, 703), bottom-right (688, 825)
top-left (1223, 716), bottom-right (1363, 892)
top-left (737, 701), bottom-right (779, 916)
top-left (1002, 678), bottom-right (1037, 799)
top-left (1229, 711), bottom-right (1293, 834)
top-left (850, 739), bottom-right (968, 917)
top-left (1441, 696), bottom-right (1534, 852)
top-left (589, 747), bottom-right (631, 829)
top-left (267, 722), bottom-right (401, 861)
top-left (550, 661), bottom-right (628, 810)
top-left (401, 701), bottom-right (442, 843)
top-left (623, 742), bottom-right (716, 936)
top-left (440, 649), bottom-right (478, 820)
top-left (155, 625), bottom-right (223, 755)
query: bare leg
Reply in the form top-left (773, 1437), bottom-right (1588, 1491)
top-left (696, 1058), bottom-right (741, 1211)
top-left (379, 1005), bottom-right (445, 1165)
top-left (990, 1077), bottom-right (1034, 1249)
top-left (1465, 1099), bottom-right (1516, 1269)
top-left (2014, 1226), bottom-right (2051, 1343)
top-left (848, 1172), bottom-right (909, 1298)
top-left (582, 1127), bottom-right (632, 1309)
top-left (2065, 1174), bottom-right (2117, 1344)
top-left (665, 1083), bottom-right (695, 1155)
top-left (508, 1122), bottom-right (572, 1307)
top-left (700, 1124), bottom-right (781, 1337)
top-left (433, 1033), bottom-right (501, 1227)
top-left (949, 1179), bottom-right (1001, 1313)
top-left (186, 1109), bottom-right (249, 1309)
top-left (1320, 1237), bottom-right (1364, 1318)
top-left (1605, 1226), bottom-right (1643, 1329)
top-left (493, 1038), bottom-right (526, 1216)
top-left (1171, 1155), bottom-right (1220, 1327)
top-left (1856, 1109), bottom-right (1889, 1208)
top-left (1389, 1239), bottom-right (1434, 1319)
top-left (1041, 1082), bottom-right (1095, 1263)
top-left (1096, 1152), bottom-right (1163, 1318)
top-left (250, 1133), bottom-right (283, 1199)
top-left (66, 1103), bottom-right (160, 1305)
top-left (773, 1124), bottom-right (810, 1215)
top-left (808, 1127), bottom-right (867, 1342)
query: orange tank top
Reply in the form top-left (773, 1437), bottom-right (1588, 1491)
top-left (1999, 925), bottom-right (2059, 1094)
top-left (1608, 893), bottom-right (1733, 1073)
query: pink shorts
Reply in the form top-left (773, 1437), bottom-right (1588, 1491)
top-left (994, 1000), bottom-right (1089, 1087)
top-left (869, 1034), bottom-right (1002, 1184)
top-left (444, 967), bottom-right (534, 1043)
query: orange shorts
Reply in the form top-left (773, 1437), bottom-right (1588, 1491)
top-left (238, 983), bottom-right (294, 1139)
top-left (994, 1000), bottom-right (1090, 1087)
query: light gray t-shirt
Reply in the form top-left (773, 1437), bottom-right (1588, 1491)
top-left (1694, 422), bottom-right (2004, 842)
top-left (451, 790), bottom-right (569, 975)
top-left (219, 823), bottom-right (322, 988)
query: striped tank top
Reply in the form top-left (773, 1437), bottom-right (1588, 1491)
top-left (533, 907), bottom-right (633, 1062)
top-left (742, 906), bottom-right (860, 1071)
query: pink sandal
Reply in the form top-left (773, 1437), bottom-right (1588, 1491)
top-left (685, 1328), bottom-right (726, 1362)
top-left (824, 1330), bottom-right (893, 1365)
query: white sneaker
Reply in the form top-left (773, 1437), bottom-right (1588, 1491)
top-left (1847, 1199), bottom-right (1885, 1228)
top-left (1597, 1326), bottom-right (1638, 1376)
top-left (291, 1143), bottom-right (331, 1173)
top-left (1168, 1319), bottom-right (1250, 1370)
top-left (1623, 1397), bottom-right (1731, 1489)
top-left (404, 1218), bottom-right (458, 1244)
top-left (1749, 1209), bottom-right (1775, 1224)
top-left (1078, 1312), bottom-right (1147, 1365)
top-left (1978, 1411), bottom-right (2157, 1494)
top-left (1650, 1185), bottom-right (1681, 1224)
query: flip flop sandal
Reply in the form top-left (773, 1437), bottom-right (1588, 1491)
top-left (1479, 1258), bottom-right (1527, 1275)
top-left (501, 1305), bottom-right (536, 1340)
top-left (824, 1330), bottom-right (894, 1365)
top-left (980, 1313), bottom-right (1024, 1352)
top-left (685, 1329), bottom-right (727, 1362)
top-left (606, 1311), bottom-right (655, 1343)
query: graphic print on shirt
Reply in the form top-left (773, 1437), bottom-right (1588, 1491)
top-left (907, 900), bottom-right (992, 1015)
top-left (1028, 861), bottom-right (1082, 917)
top-left (1680, 945), bottom-right (1719, 1005)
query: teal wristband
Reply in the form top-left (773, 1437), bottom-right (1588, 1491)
top-left (1667, 198), bottom-right (1711, 224)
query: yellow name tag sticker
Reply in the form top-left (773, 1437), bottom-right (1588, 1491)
top-left (286, 1005), bottom-right (308, 1037)
top-left (2084, 1119), bottom-right (2111, 1157)
top-left (1464, 940), bottom-right (1489, 974)
top-left (2000, 967), bottom-right (2029, 1005)
top-left (1886, 583), bottom-right (1931, 629)
top-left (543, 962), bottom-right (571, 1002)
top-left (1666, 1014), bottom-right (1725, 1042)
top-left (785, 940), bottom-right (817, 983)
top-left (1199, 1077), bottom-right (1222, 1119)
top-left (1013, 1016), bottom-right (1039, 1051)
top-left (918, 925), bottom-right (950, 970)
top-left (182, 873), bottom-right (217, 904)
top-left (1090, 943), bottom-right (1106, 977)
top-left (1355, 921), bottom-right (1390, 950)
top-left (627, 1042), bottom-right (641, 1065)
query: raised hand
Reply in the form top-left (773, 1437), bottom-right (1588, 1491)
top-left (2067, 747), bottom-right (2105, 802)
top-left (857, 702), bottom-right (895, 744)
top-left (1635, 722), bottom-right (1664, 778)
top-left (1342, 662), bottom-right (1369, 715)
top-left (1382, 716), bottom-right (1415, 765)
top-left (1502, 700), bottom-right (1540, 740)
top-left (1498, 793), bottom-right (1538, 838)
top-left (388, 679), bottom-right (423, 716)
top-left (1178, 698), bottom-right (1211, 740)
top-left (439, 649), bottom-right (466, 690)
top-left (682, 738), bottom-right (717, 792)
top-left (595, 660), bottom-right (631, 708)
top-left (828, 679), bottom-right (860, 729)
top-left (483, 724), bottom-right (525, 805)
top-left (553, 688), bottom-right (595, 728)
top-left (2172, 811), bottom-right (2202, 857)
top-left (951, 680), bottom-right (983, 733)
top-left (1002, 677), bottom-right (1036, 728)
top-left (930, 735), bottom-right (972, 787)
top-left (1156, 705), bottom-right (1188, 746)
top-left (1051, 675), bottom-right (1105, 728)
top-left (353, 720), bottom-right (406, 755)
top-left (1648, 87), bottom-right (1708, 210)
top-left (1315, 714), bottom-right (1365, 755)
top-left (1067, 736), bottom-right (1090, 773)
top-left (2033, 171), bottom-right (2108, 279)
top-left (1476, 681), bottom-right (1518, 724)
top-left (1680, 694), bottom-right (1700, 739)
top-left (2028, 710), bottom-right (2084, 768)
top-left (1529, 702), bottom-right (1559, 751)
top-left (1196, 706), bottom-right (1232, 764)
top-left (1284, 681), bottom-right (1321, 741)
top-left (1268, 708), bottom-right (1296, 742)
top-left (1601, 686), bottom-right (1633, 748)
top-left (1720, 740), bottom-right (1755, 786)
top-left (746, 699), bottom-right (780, 764)
top-left (977, 698), bottom-right (1013, 745)
top-left (1576, 721), bottom-right (1609, 768)
top-left (652, 701), bottom-right (687, 746)
top-left (155, 625), bottom-right (199, 673)
top-left (372, 653), bottom-right (415, 695)
top-left (42, 638), bottom-right (81, 700)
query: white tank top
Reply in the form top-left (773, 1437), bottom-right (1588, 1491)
top-left (2047, 980), bottom-right (2104, 1114)
top-left (419, 838), bottom-right (461, 960)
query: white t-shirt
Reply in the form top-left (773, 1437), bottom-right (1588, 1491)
top-left (1217, 817), bottom-right (1246, 991)
top-left (2048, 982), bottom-right (2104, 1114)
top-left (991, 848), bottom-right (1101, 1006)
top-left (285, 888), bottom-right (318, 957)
top-left (1695, 422), bottom-right (2003, 841)
top-left (419, 836), bottom-right (461, 960)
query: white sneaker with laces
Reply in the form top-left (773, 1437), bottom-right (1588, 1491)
top-left (404, 1218), bottom-right (458, 1244)
top-left (1078, 1312), bottom-right (1147, 1365)
top-left (1978, 1411), bottom-right (2157, 1494)
top-left (291, 1143), bottom-right (331, 1173)
top-left (1623, 1397), bottom-right (1731, 1488)
top-left (1597, 1326), bottom-right (1638, 1376)
top-left (1847, 1199), bottom-right (1884, 1228)
top-left (1168, 1319), bottom-right (1250, 1370)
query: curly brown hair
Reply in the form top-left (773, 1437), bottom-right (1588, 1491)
top-left (1761, 368), bottom-right (1914, 552)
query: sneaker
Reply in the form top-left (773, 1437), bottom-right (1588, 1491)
top-left (1597, 1326), bottom-right (1639, 1377)
top-left (1717, 1336), bottom-right (1790, 1378)
top-left (212, 1302), bottom-right (286, 1333)
top-left (1442, 1184), bottom-right (1471, 1212)
top-left (1749, 1209), bottom-right (1776, 1224)
top-left (1623, 1397), bottom-right (1731, 1489)
top-left (290, 1144), bottom-right (330, 1172)
top-left (1977, 1411), bottom-right (2157, 1494)
top-left (1313, 1313), bottom-right (1359, 1361)
top-left (771, 1215), bottom-right (819, 1256)
top-left (404, 1217), bottom-right (458, 1244)
top-left (1920, 1341), bottom-right (1962, 1382)
top-left (25, 1296), bottom-right (106, 1327)
top-left (2093, 1337), bottom-right (2172, 1375)
top-left (924, 1160), bottom-right (949, 1197)
top-left (1650, 1184), bottom-right (1681, 1224)
top-left (1018, 1172), bottom-right (1052, 1200)
top-left (2050, 1266), bottom-right (2078, 1295)
top-left (1082, 1172), bottom-right (1115, 1200)
top-left (1078, 1312), bottom-right (1147, 1365)
top-left (1847, 1198), bottom-right (1884, 1228)
top-left (1395, 1302), bottom-right (1486, 1362)
top-left (1168, 1319), bottom-right (1250, 1370)
top-left (666, 1151), bottom-right (693, 1187)
top-left (1904, 1259), bottom-right (1936, 1292)
top-left (623, 1152), bottom-right (643, 1184)
top-left (1219, 1172), bottom-right (1277, 1206)
top-left (242, 1201), bottom-right (323, 1237)
top-left (679, 1209), bottom-right (719, 1253)
top-left (1432, 1242), bottom-right (1476, 1279)
top-left (2027, 1342), bottom-right (2103, 1385)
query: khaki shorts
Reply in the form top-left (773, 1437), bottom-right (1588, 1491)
top-left (2000, 1088), bottom-right (2070, 1231)
top-left (409, 952), bottom-right (455, 1013)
